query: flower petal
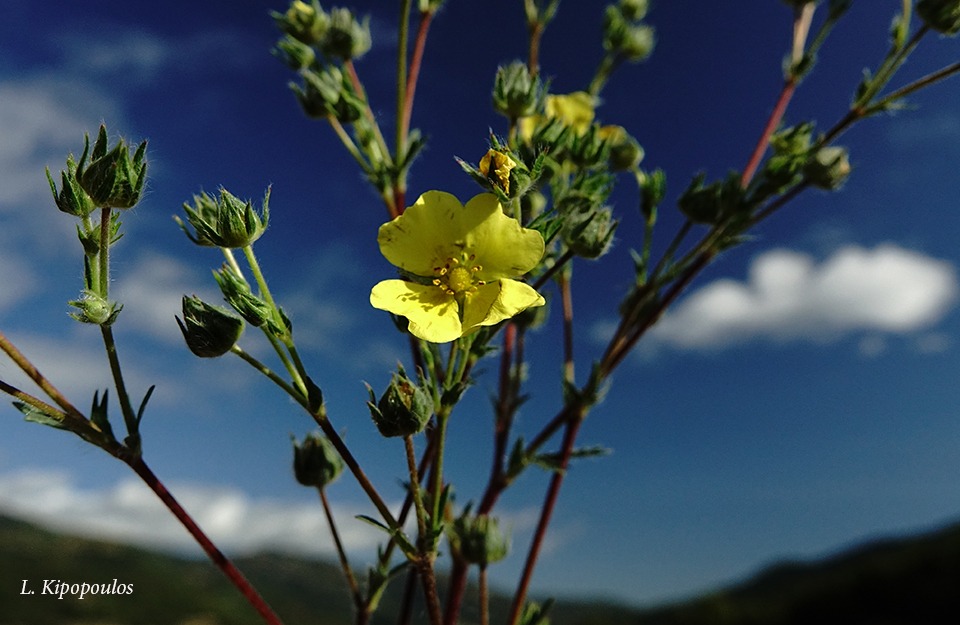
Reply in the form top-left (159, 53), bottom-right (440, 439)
top-left (370, 279), bottom-right (462, 343)
top-left (463, 194), bottom-right (545, 281)
top-left (461, 279), bottom-right (545, 333)
top-left (377, 191), bottom-right (467, 276)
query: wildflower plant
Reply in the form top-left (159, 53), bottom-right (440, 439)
top-left (3, 2), bottom-right (960, 625)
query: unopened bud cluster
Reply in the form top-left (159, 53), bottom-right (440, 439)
top-left (493, 61), bottom-right (545, 120)
top-left (603, 0), bottom-right (655, 62)
top-left (274, 2), bottom-right (370, 60)
top-left (177, 187), bottom-right (270, 249)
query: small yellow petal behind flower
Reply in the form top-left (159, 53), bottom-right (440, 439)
top-left (545, 91), bottom-right (596, 134)
top-left (370, 191), bottom-right (546, 343)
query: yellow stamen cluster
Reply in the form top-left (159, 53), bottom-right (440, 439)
top-left (433, 256), bottom-right (484, 296)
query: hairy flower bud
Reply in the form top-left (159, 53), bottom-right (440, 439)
top-left (493, 61), bottom-right (544, 120)
top-left (213, 266), bottom-right (273, 329)
top-left (46, 154), bottom-right (96, 217)
top-left (69, 290), bottom-right (122, 326)
top-left (618, 0), bottom-right (648, 21)
top-left (563, 205), bottom-right (618, 259)
top-left (177, 187), bottom-right (270, 248)
top-left (292, 65), bottom-right (364, 123)
top-left (292, 432), bottom-right (343, 488)
top-left (678, 173), bottom-right (746, 225)
top-left (448, 510), bottom-right (509, 567)
top-left (599, 125), bottom-right (644, 171)
top-left (603, 6), bottom-right (655, 62)
top-left (916, 0), bottom-right (960, 35)
top-left (176, 295), bottom-right (244, 358)
top-left (274, 0), bottom-right (329, 44)
top-left (76, 125), bottom-right (147, 209)
top-left (804, 145), bottom-right (851, 190)
top-left (366, 367), bottom-right (432, 438)
top-left (321, 8), bottom-right (371, 60)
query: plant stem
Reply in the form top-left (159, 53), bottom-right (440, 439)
top-left (396, 0), bottom-right (412, 159)
top-left (125, 456), bottom-right (286, 625)
top-left (741, 4), bottom-right (816, 187)
top-left (507, 417), bottom-right (583, 625)
top-left (558, 269), bottom-right (574, 384)
top-left (479, 566), bottom-right (490, 625)
top-left (0, 330), bottom-right (86, 421)
top-left (404, 434), bottom-right (443, 625)
top-left (230, 346), bottom-right (301, 401)
top-left (100, 325), bottom-right (139, 445)
top-left (319, 487), bottom-right (365, 619)
top-left (98, 207), bottom-right (111, 297)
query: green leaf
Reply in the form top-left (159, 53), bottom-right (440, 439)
top-left (14, 402), bottom-right (66, 430)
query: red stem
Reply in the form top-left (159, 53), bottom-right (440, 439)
top-left (126, 457), bottom-right (285, 625)
top-left (401, 10), bottom-right (433, 153)
top-left (507, 418), bottom-right (583, 625)
top-left (740, 78), bottom-right (797, 188)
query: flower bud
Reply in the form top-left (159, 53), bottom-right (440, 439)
top-left (275, 35), bottom-right (317, 70)
top-left (176, 295), bottom-right (244, 358)
top-left (213, 266), bottom-right (273, 329)
top-left (274, 0), bottom-right (329, 45)
top-left (562, 205), bottom-right (618, 259)
top-left (677, 173), bottom-right (745, 225)
top-left (69, 290), bottom-right (122, 326)
top-left (804, 145), bottom-right (851, 190)
top-left (916, 0), bottom-right (960, 35)
top-left (320, 8), bottom-right (371, 60)
top-left (599, 125), bottom-right (644, 171)
top-left (46, 154), bottom-right (96, 217)
top-left (366, 367), bottom-right (432, 438)
top-left (618, 0), bottom-right (648, 21)
top-left (292, 432), bottom-right (343, 488)
top-left (177, 187), bottom-right (270, 249)
top-left (292, 66), bottom-right (364, 123)
top-left (619, 23), bottom-right (655, 62)
top-left (493, 61), bottom-right (544, 120)
top-left (479, 149), bottom-right (518, 195)
top-left (603, 7), bottom-right (655, 62)
top-left (76, 125), bottom-right (147, 209)
top-left (448, 511), bottom-right (509, 567)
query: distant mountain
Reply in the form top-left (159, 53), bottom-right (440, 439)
top-left (3, 513), bottom-right (960, 624)
top-left (636, 519), bottom-right (960, 625)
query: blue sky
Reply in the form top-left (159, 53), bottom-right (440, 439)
top-left (2, 0), bottom-right (960, 611)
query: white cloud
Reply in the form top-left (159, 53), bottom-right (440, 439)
top-left (646, 244), bottom-right (958, 350)
top-left (0, 468), bottom-right (542, 561)
top-left (0, 469), bottom-right (383, 557)
top-left (0, 249), bottom-right (37, 311)
top-left (114, 252), bottom-right (216, 344)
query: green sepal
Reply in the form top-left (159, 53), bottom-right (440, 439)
top-left (89, 389), bottom-right (117, 443)
top-left (519, 599), bottom-right (555, 625)
top-left (531, 445), bottom-right (611, 475)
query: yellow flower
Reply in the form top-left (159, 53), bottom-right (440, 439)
top-left (519, 91), bottom-right (597, 141)
top-left (370, 191), bottom-right (546, 343)
top-left (478, 149), bottom-right (518, 194)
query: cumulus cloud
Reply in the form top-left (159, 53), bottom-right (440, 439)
top-left (0, 469), bottom-right (383, 557)
top-left (645, 244), bottom-right (958, 350)
top-left (114, 252), bottom-right (216, 344)
top-left (0, 469), bottom-right (543, 560)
